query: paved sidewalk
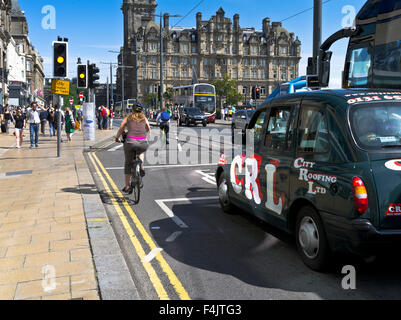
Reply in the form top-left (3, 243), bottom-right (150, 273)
top-left (0, 128), bottom-right (115, 300)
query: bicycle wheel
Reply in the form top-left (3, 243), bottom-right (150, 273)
top-left (131, 164), bottom-right (141, 204)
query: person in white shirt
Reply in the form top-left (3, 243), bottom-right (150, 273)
top-left (28, 102), bottom-right (41, 148)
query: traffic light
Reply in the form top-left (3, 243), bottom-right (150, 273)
top-left (77, 64), bottom-right (87, 88)
top-left (255, 87), bottom-right (261, 99)
top-left (251, 87), bottom-right (256, 100)
top-left (88, 63), bottom-right (100, 88)
top-left (53, 41), bottom-right (68, 78)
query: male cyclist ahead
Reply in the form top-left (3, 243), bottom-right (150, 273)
top-left (115, 104), bottom-right (151, 194)
top-left (156, 107), bottom-right (170, 145)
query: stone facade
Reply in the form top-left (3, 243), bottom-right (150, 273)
top-left (120, 0), bottom-right (301, 106)
top-left (0, 0), bottom-right (11, 105)
top-left (10, 0), bottom-right (45, 106)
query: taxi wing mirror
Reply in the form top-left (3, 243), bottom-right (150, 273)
top-left (318, 50), bottom-right (332, 88)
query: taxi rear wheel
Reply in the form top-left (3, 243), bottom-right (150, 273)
top-left (217, 172), bottom-right (235, 214)
top-left (295, 206), bottom-right (330, 271)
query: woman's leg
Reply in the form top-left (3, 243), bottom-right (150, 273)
top-left (20, 131), bottom-right (23, 145)
top-left (15, 130), bottom-right (19, 147)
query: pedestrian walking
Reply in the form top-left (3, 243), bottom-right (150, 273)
top-left (101, 106), bottom-right (108, 130)
top-left (54, 105), bottom-right (65, 142)
top-left (108, 107), bottom-right (114, 130)
top-left (27, 102), bottom-right (41, 148)
top-left (65, 108), bottom-right (75, 142)
top-left (224, 107), bottom-right (228, 121)
top-left (3, 105), bottom-right (14, 134)
top-left (40, 107), bottom-right (49, 135)
top-left (47, 107), bottom-right (56, 137)
top-left (14, 107), bottom-right (26, 149)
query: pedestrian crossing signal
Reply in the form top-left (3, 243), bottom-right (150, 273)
top-left (53, 41), bottom-right (68, 78)
top-left (77, 64), bottom-right (87, 88)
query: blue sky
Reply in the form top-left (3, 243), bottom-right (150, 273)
top-left (19, 0), bottom-right (367, 88)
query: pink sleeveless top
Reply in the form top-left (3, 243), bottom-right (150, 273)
top-left (126, 119), bottom-right (147, 140)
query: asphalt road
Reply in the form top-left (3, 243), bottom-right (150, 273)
top-left (86, 120), bottom-right (401, 300)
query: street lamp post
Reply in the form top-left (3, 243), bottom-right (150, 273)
top-left (144, 12), bottom-right (181, 109)
top-left (109, 50), bottom-right (125, 114)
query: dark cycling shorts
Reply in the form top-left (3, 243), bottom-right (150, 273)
top-left (124, 140), bottom-right (149, 175)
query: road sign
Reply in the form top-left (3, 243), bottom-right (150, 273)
top-left (79, 92), bottom-right (84, 99)
top-left (51, 79), bottom-right (70, 96)
top-left (69, 98), bottom-right (74, 105)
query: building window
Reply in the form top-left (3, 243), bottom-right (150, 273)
top-left (233, 70), bottom-right (238, 79)
top-left (204, 58), bottom-right (208, 66)
top-left (149, 42), bottom-right (158, 51)
top-left (181, 43), bottom-right (189, 53)
top-left (280, 60), bottom-right (288, 66)
top-left (260, 60), bottom-right (266, 67)
top-left (280, 46), bottom-right (288, 55)
top-left (281, 69), bottom-right (287, 81)
top-left (225, 46), bottom-right (230, 54)
top-left (242, 86), bottom-right (248, 95)
top-left (261, 87), bottom-right (266, 95)
top-left (172, 57), bottom-right (179, 64)
top-left (182, 58), bottom-right (188, 65)
top-left (27, 62), bottom-right (31, 72)
top-left (142, 70), bottom-right (146, 78)
top-left (191, 45), bottom-right (197, 53)
top-left (251, 59), bottom-right (257, 66)
top-left (244, 70), bottom-right (249, 78)
top-left (151, 70), bottom-right (157, 79)
top-left (251, 46), bottom-right (258, 55)
top-left (233, 58), bottom-right (238, 65)
top-left (252, 70), bottom-right (258, 79)
top-left (182, 69), bottom-right (189, 78)
top-left (191, 58), bottom-right (198, 65)
top-left (244, 47), bottom-right (249, 55)
top-left (273, 59), bottom-right (278, 66)
top-left (243, 59), bottom-right (248, 66)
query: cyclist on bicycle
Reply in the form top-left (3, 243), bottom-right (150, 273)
top-left (156, 107), bottom-right (170, 145)
top-left (115, 104), bottom-right (151, 194)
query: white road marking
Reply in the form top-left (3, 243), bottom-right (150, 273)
top-left (195, 170), bottom-right (216, 185)
top-left (107, 144), bottom-right (124, 152)
top-left (155, 196), bottom-right (219, 229)
top-left (142, 248), bottom-right (164, 263)
top-left (165, 231), bottom-right (183, 243)
top-left (105, 163), bottom-right (217, 170)
top-left (160, 196), bottom-right (219, 203)
top-left (155, 200), bottom-right (189, 228)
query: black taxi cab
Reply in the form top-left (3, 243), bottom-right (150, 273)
top-left (216, 89), bottom-right (401, 271)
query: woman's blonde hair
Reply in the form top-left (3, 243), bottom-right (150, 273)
top-left (128, 111), bottom-right (146, 123)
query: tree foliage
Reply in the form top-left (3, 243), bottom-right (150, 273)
top-left (212, 74), bottom-right (244, 108)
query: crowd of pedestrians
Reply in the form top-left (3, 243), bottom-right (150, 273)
top-left (97, 106), bottom-right (114, 130)
top-left (0, 102), bottom-right (85, 148)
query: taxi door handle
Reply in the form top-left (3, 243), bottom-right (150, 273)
top-left (330, 183), bottom-right (339, 194)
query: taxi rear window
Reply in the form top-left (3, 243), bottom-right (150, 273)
top-left (350, 102), bottom-right (401, 150)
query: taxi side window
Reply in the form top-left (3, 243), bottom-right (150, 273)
top-left (265, 107), bottom-right (292, 151)
top-left (298, 106), bottom-right (329, 153)
top-left (250, 110), bottom-right (267, 146)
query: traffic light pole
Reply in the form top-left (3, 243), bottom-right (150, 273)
top-left (57, 94), bottom-right (61, 158)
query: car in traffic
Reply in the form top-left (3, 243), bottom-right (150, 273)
top-left (179, 107), bottom-right (208, 127)
top-left (216, 89), bottom-right (401, 271)
top-left (232, 109), bottom-right (255, 133)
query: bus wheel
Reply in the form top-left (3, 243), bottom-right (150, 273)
top-left (295, 206), bottom-right (331, 271)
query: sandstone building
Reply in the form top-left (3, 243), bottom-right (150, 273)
top-left (119, 0), bottom-right (301, 106)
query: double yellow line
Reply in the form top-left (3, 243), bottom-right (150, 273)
top-left (88, 152), bottom-right (190, 300)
